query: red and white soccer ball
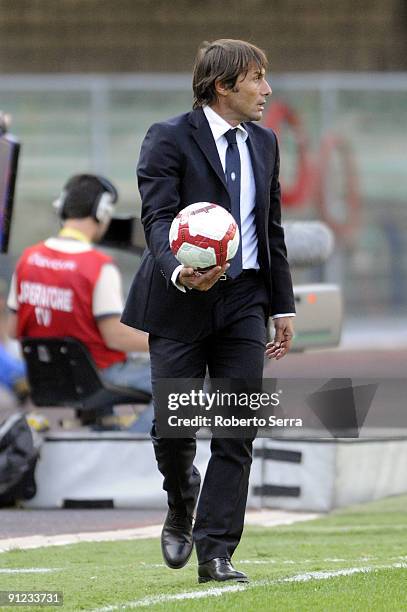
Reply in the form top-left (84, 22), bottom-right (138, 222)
top-left (169, 202), bottom-right (240, 270)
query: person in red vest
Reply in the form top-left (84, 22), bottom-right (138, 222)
top-left (6, 174), bottom-right (152, 427)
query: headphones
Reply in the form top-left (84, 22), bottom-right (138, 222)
top-left (52, 175), bottom-right (118, 224)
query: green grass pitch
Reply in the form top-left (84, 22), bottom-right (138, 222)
top-left (1, 495), bottom-right (406, 611)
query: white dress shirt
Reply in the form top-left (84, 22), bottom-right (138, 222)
top-left (171, 105), bottom-right (295, 320)
top-left (203, 105), bottom-right (259, 270)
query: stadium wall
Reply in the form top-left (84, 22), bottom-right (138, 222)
top-left (0, 0), bottom-right (406, 73)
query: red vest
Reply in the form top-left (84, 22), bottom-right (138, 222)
top-left (15, 242), bottom-right (126, 369)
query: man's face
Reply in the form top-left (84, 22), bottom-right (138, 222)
top-left (221, 64), bottom-right (272, 124)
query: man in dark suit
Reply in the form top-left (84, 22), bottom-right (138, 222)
top-left (122, 39), bottom-right (295, 583)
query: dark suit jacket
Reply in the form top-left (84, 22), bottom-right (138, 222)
top-left (122, 107), bottom-right (295, 342)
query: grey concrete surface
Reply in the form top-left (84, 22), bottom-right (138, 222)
top-left (0, 509), bottom-right (166, 539)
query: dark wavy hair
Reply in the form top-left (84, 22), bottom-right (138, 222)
top-left (60, 175), bottom-right (107, 219)
top-left (192, 39), bottom-right (268, 109)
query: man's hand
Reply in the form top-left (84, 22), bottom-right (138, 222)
top-left (178, 264), bottom-right (229, 291)
top-left (265, 317), bottom-right (295, 360)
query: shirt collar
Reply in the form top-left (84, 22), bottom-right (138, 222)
top-left (58, 227), bottom-right (91, 243)
top-left (203, 105), bottom-right (248, 143)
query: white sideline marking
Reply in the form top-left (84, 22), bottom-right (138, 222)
top-left (92, 562), bottom-right (407, 611)
top-left (281, 562), bottom-right (407, 583)
top-left (0, 510), bottom-right (319, 553)
top-left (0, 525), bottom-right (162, 553)
top-left (94, 583), bottom-right (249, 611)
top-left (244, 510), bottom-right (320, 527)
top-left (0, 568), bottom-right (59, 573)
top-left (291, 524), bottom-right (407, 532)
top-left (140, 556), bottom-right (381, 569)
top-left (140, 559), bottom-right (279, 569)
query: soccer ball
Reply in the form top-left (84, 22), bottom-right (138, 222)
top-left (169, 202), bottom-right (240, 270)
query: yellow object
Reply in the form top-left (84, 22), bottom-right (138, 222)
top-left (58, 227), bottom-right (90, 243)
top-left (26, 411), bottom-right (50, 432)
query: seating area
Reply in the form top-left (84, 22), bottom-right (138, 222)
top-left (21, 336), bottom-right (151, 429)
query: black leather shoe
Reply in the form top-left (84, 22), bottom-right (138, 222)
top-left (198, 558), bottom-right (249, 583)
top-left (161, 509), bottom-right (194, 569)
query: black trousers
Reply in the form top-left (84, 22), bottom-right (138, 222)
top-left (149, 274), bottom-right (268, 564)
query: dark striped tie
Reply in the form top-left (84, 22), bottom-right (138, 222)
top-left (225, 129), bottom-right (243, 278)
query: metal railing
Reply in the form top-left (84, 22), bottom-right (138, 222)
top-left (1, 72), bottom-right (406, 313)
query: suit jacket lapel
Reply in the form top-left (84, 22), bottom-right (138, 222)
top-left (245, 123), bottom-right (270, 265)
top-left (245, 123), bottom-right (268, 211)
top-left (189, 108), bottom-right (229, 193)
top-left (188, 110), bottom-right (270, 214)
